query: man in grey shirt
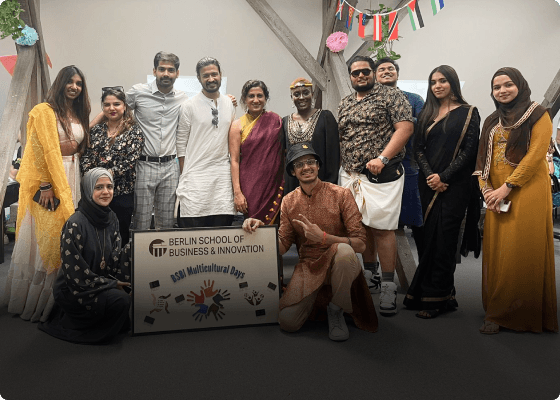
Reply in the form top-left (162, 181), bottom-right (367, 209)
top-left (126, 51), bottom-right (186, 230)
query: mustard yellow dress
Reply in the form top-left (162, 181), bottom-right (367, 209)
top-left (479, 114), bottom-right (558, 332)
top-left (1, 103), bottom-right (80, 322)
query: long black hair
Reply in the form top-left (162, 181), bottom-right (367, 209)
top-left (416, 65), bottom-right (469, 136)
top-left (45, 65), bottom-right (91, 155)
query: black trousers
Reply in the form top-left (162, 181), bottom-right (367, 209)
top-left (177, 214), bottom-right (234, 228)
top-left (110, 193), bottom-right (134, 245)
top-left (176, 204), bottom-right (234, 228)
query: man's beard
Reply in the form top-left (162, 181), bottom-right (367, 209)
top-left (204, 82), bottom-right (221, 93)
top-left (157, 77), bottom-right (175, 89)
top-left (352, 81), bottom-right (374, 92)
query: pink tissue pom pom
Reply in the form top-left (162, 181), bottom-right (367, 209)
top-left (326, 31), bottom-right (348, 53)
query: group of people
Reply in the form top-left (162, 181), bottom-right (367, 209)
top-left (0, 49), bottom-right (556, 343)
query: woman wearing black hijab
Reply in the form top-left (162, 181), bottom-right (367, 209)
top-left (39, 168), bottom-right (132, 343)
top-left (474, 67), bottom-right (558, 334)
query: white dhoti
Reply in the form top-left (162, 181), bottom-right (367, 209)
top-left (339, 167), bottom-right (404, 230)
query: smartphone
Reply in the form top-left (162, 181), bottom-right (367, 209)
top-left (499, 199), bottom-right (511, 212)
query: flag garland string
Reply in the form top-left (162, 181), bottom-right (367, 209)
top-left (336, 0), bottom-right (444, 41)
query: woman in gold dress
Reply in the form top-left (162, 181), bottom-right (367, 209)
top-left (475, 67), bottom-right (558, 334)
top-left (2, 66), bottom-right (90, 322)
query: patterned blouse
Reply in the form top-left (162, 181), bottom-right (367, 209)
top-left (80, 123), bottom-right (144, 197)
top-left (338, 83), bottom-right (413, 173)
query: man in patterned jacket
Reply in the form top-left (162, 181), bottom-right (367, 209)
top-left (338, 55), bottom-right (413, 316)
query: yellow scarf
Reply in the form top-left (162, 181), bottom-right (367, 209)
top-left (17, 103), bottom-right (75, 274)
top-left (239, 112), bottom-right (263, 144)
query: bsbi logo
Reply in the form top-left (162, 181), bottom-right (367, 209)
top-left (149, 239), bottom-right (167, 257)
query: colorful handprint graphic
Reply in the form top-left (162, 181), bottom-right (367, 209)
top-left (186, 280), bottom-right (230, 322)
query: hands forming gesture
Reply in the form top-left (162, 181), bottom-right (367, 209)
top-left (292, 214), bottom-right (323, 243)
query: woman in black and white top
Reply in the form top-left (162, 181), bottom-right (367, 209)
top-left (81, 87), bottom-right (143, 244)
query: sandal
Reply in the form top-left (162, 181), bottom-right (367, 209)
top-left (415, 309), bottom-right (441, 319)
top-left (479, 320), bottom-right (500, 334)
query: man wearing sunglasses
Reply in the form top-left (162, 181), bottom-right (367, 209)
top-left (338, 55), bottom-right (414, 317)
top-left (175, 57), bottom-right (237, 228)
top-left (242, 142), bottom-right (377, 341)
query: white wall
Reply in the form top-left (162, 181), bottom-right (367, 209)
top-left (0, 0), bottom-right (558, 128)
top-left (0, 0), bottom-right (324, 119)
top-left (351, 0), bottom-right (560, 128)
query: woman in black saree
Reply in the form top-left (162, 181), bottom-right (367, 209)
top-left (403, 65), bottom-right (480, 318)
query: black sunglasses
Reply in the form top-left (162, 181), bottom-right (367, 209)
top-left (350, 69), bottom-right (373, 78)
top-left (102, 86), bottom-right (124, 94)
top-left (211, 107), bottom-right (219, 128)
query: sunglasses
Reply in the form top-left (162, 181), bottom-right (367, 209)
top-left (211, 107), bottom-right (219, 128)
top-left (102, 86), bottom-right (124, 94)
top-left (350, 69), bottom-right (372, 78)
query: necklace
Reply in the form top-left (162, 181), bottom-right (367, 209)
top-left (95, 228), bottom-right (107, 270)
top-left (287, 109), bottom-right (320, 144)
top-left (106, 121), bottom-right (122, 138)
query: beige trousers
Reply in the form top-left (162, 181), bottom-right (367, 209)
top-left (278, 243), bottom-right (361, 332)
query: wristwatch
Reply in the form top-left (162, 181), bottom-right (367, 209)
top-left (377, 155), bottom-right (389, 165)
top-left (506, 182), bottom-right (515, 189)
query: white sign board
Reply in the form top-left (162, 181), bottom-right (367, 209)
top-left (132, 226), bottom-right (280, 335)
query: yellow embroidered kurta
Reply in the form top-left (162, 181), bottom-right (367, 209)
top-left (16, 103), bottom-right (75, 274)
top-left (478, 115), bottom-right (558, 332)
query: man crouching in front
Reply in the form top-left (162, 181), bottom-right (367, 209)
top-left (242, 142), bottom-right (378, 341)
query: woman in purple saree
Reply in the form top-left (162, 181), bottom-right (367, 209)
top-left (229, 80), bottom-right (284, 224)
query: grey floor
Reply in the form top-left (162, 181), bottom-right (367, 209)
top-left (0, 220), bottom-right (559, 400)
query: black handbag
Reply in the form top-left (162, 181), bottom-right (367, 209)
top-left (361, 157), bottom-right (404, 184)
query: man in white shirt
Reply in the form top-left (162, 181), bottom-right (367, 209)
top-left (176, 57), bottom-right (236, 227)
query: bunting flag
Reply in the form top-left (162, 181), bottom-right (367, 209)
top-left (358, 12), bottom-right (365, 38)
top-left (0, 55), bottom-right (17, 75)
top-left (431, 0), bottom-right (444, 15)
top-left (346, 7), bottom-right (354, 30)
top-left (372, 14), bottom-right (382, 41)
top-left (0, 53), bottom-right (52, 75)
top-left (407, 0), bottom-right (425, 31)
top-left (335, 0), bottom-right (344, 20)
top-left (388, 11), bottom-right (398, 40)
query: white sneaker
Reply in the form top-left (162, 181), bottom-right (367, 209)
top-left (327, 302), bottom-right (349, 341)
top-left (363, 269), bottom-right (381, 294)
top-left (379, 282), bottom-right (398, 316)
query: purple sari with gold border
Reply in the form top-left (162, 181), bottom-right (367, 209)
top-left (239, 111), bottom-right (284, 224)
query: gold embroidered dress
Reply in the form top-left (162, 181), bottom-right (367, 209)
top-left (2, 103), bottom-right (81, 322)
top-left (478, 115), bottom-right (557, 332)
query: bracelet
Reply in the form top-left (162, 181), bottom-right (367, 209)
top-left (40, 183), bottom-right (52, 191)
top-left (321, 231), bottom-right (327, 245)
top-left (346, 237), bottom-right (351, 246)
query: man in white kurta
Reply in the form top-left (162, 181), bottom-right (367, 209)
top-left (175, 57), bottom-right (236, 227)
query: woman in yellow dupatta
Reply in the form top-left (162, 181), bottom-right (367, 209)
top-left (2, 66), bottom-right (91, 322)
top-left (229, 80), bottom-right (283, 224)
